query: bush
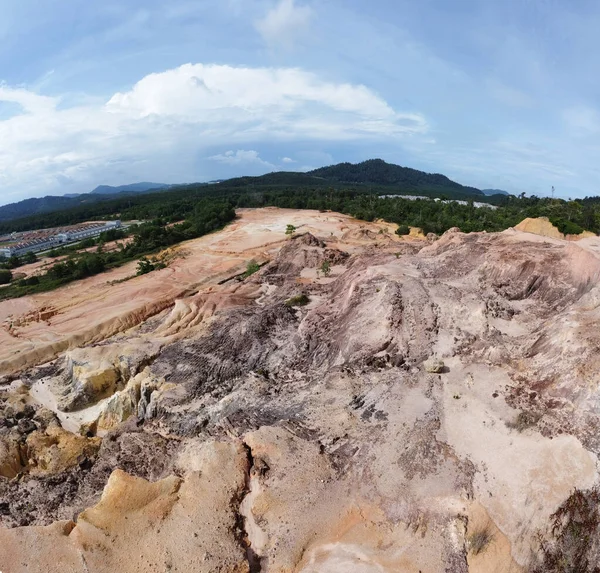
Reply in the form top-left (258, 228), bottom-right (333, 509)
top-left (18, 276), bottom-right (40, 287)
top-left (285, 224), bottom-right (296, 235)
top-left (551, 218), bottom-right (584, 235)
top-left (243, 260), bottom-right (261, 279)
top-left (285, 294), bottom-right (310, 307)
top-left (506, 410), bottom-right (541, 432)
top-left (137, 257), bottom-right (156, 275)
top-left (320, 260), bottom-right (331, 277)
top-left (396, 225), bottom-right (410, 236)
top-left (0, 269), bottom-right (12, 284)
top-left (468, 525), bottom-right (494, 555)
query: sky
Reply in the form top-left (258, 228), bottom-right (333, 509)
top-left (1, 0), bottom-right (600, 205)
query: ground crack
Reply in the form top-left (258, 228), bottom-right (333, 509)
top-left (236, 442), bottom-right (264, 573)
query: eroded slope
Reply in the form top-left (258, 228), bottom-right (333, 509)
top-left (1, 210), bottom-right (600, 572)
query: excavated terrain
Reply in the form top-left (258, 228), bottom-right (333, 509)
top-left (2, 208), bottom-right (600, 572)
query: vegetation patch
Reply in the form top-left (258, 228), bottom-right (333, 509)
top-left (285, 294), bottom-right (310, 307)
top-left (506, 411), bottom-right (542, 432)
top-left (468, 524), bottom-right (494, 555)
top-left (320, 260), bottom-right (332, 277)
top-left (532, 487), bottom-right (600, 573)
top-left (243, 260), bottom-right (261, 279)
top-left (0, 200), bottom-right (236, 300)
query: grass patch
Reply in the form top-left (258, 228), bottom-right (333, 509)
top-left (468, 525), bottom-right (494, 556)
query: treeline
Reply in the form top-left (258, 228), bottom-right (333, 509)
top-left (2, 182), bottom-right (600, 300)
top-left (0, 200), bottom-right (235, 300)
top-left (1, 184), bottom-right (599, 239)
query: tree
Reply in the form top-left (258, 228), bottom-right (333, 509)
top-left (396, 225), bottom-right (410, 236)
top-left (285, 224), bottom-right (296, 236)
top-left (320, 260), bottom-right (331, 277)
top-left (6, 255), bottom-right (21, 269)
top-left (23, 251), bottom-right (37, 264)
top-left (0, 269), bottom-right (13, 284)
top-left (136, 257), bottom-right (156, 276)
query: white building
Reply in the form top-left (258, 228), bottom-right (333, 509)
top-left (1, 221), bottom-right (122, 257)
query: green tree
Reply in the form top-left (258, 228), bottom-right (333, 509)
top-left (23, 251), bottom-right (37, 264)
top-left (136, 257), bottom-right (156, 276)
top-left (0, 269), bottom-right (12, 284)
top-left (320, 260), bottom-right (331, 277)
top-left (285, 224), bottom-right (296, 236)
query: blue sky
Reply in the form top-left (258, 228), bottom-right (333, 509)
top-left (1, 0), bottom-right (600, 205)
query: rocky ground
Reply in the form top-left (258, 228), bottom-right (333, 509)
top-left (1, 209), bottom-right (600, 572)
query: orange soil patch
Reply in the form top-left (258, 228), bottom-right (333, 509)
top-left (0, 208), bottom-right (405, 375)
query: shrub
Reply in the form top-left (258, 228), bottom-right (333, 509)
top-left (0, 269), bottom-right (12, 284)
top-left (320, 260), bottom-right (331, 277)
top-left (243, 260), bottom-right (261, 279)
top-left (396, 225), bottom-right (410, 236)
top-left (285, 294), bottom-right (310, 307)
top-left (506, 410), bottom-right (541, 432)
top-left (468, 525), bottom-right (494, 555)
top-left (136, 257), bottom-right (156, 275)
top-left (285, 224), bottom-right (297, 235)
top-left (551, 218), bottom-right (584, 235)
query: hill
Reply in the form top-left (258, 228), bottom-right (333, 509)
top-left (0, 183), bottom-right (171, 222)
top-left (309, 159), bottom-right (484, 196)
top-left (482, 188), bottom-right (510, 196)
top-left (0, 160), bottom-right (490, 224)
top-left (90, 182), bottom-right (169, 195)
top-left (0, 195), bottom-right (80, 222)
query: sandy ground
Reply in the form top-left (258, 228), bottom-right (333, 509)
top-left (0, 209), bottom-right (406, 375)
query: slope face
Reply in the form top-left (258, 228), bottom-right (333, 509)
top-left (1, 209), bottom-right (600, 572)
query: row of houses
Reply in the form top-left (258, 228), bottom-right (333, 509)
top-left (0, 221), bottom-right (122, 259)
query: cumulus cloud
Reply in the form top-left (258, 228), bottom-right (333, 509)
top-left (208, 149), bottom-right (275, 169)
top-left (0, 63), bottom-right (427, 201)
top-left (281, 157), bottom-right (296, 163)
top-left (255, 0), bottom-right (313, 49)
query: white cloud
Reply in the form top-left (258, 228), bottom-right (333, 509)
top-left (255, 0), bottom-right (313, 49)
top-left (0, 63), bottom-right (427, 201)
top-left (208, 149), bottom-right (275, 169)
top-left (281, 157), bottom-right (296, 163)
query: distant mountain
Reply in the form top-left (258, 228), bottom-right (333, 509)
top-left (308, 159), bottom-right (484, 196)
top-left (90, 182), bottom-right (169, 195)
top-left (0, 183), bottom-right (171, 222)
top-left (482, 188), bottom-right (510, 196)
top-left (0, 196), bottom-right (80, 223)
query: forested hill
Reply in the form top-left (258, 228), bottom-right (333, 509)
top-left (0, 159), bottom-right (490, 223)
top-left (0, 196), bottom-right (79, 223)
top-left (0, 183), bottom-right (173, 222)
top-left (309, 159), bottom-right (484, 196)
